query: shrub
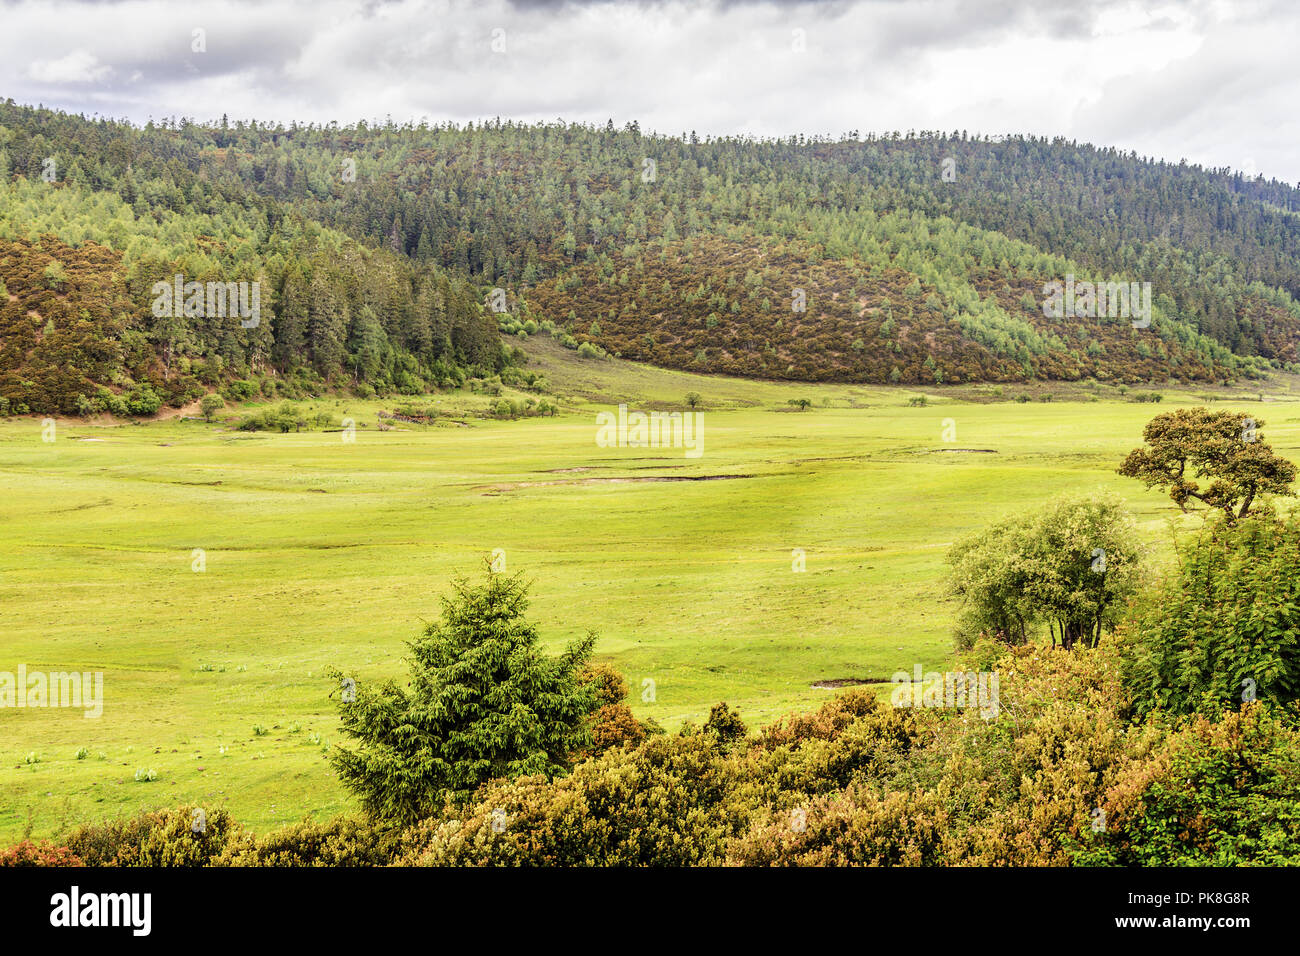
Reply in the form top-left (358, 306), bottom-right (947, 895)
top-left (755, 689), bottom-right (879, 751)
top-left (223, 379), bottom-right (257, 402)
top-left (1119, 513), bottom-right (1300, 719)
top-left (63, 807), bottom-right (238, 866)
top-left (703, 702), bottom-right (748, 746)
top-left (1075, 704), bottom-right (1300, 865)
top-left (586, 702), bottom-right (648, 754)
top-left (217, 815), bottom-right (399, 867)
top-left (237, 402), bottom-right (308, 433)
top-left (199, 394), bottom-right (225, 421)
top-left (725, 786), bottom-right (950, 866)
top-left (401, 732), bottom-right (745, 867)
top-left (0, 840), bottom-right (84, 867)
top-left (124, 385), bottom-right (161, 417)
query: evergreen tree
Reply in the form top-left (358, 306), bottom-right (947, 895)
top-left (329, 565), bottom-right (598, 823)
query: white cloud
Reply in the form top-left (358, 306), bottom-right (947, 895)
top-left (27, 49), bottom-right (112, 84)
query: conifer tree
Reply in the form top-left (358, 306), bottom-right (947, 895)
top-left (329, 564), bottom-right (598, 824)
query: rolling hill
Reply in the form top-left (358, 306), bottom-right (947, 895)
top-left (4, 100), bottom-right (1300, 413)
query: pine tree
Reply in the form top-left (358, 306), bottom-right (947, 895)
top-left (329, 564), bottom-right (598, 823)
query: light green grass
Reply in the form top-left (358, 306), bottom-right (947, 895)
top-left (3, 343), bottom-right (1299, 842)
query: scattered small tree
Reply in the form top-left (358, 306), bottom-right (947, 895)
top-left (685, 392), bottom-right (702, 410)
top-left (1118, 407), bottom-right (1295, 522)
top-left (788, 398), bottom-right (812, 411)
top-left (199, 394), bottom-right (225, 422)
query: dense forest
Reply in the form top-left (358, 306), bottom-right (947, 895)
top-left (3, 100), bottom-right (1300, 412)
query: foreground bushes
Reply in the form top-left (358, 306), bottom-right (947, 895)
top-left (1076, 704), bottom-right (1300, 866)
top-left (55, 809), bottom-right (397, 868)
top-left (19, 667), bottom-right (1300, 866)
top-left (217, 815), bottom-right (400, 867)
top-left (402, 732), bottom-right (747, 866)
top-left (15, 621), bottom-right (1300, 868)
top-left (0, 840), bottom-right (84, 867)
top-left (64, 807), bottom-right (239, 866)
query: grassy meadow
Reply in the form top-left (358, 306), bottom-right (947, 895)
top-left (4, 338), bottom-right (1300, 841)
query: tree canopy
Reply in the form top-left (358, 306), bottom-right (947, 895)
top-left (1118, 407), bottom-right (1296, 521)
top-left (1120, 513), bottom-right (1300, 719)
top-left (329, 564), bottom-right (598, 824)
top-left (947, 492), bottom-right (1141, 649)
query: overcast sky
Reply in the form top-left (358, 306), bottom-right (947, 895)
top-left (3, 0), bottom-right (1297, 183)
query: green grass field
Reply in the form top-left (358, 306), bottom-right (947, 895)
top-left (4, 339), bottom-right (1300, 842)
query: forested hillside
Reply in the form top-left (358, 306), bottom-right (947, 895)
top-left (3, 100), bottom-right (1300, 412)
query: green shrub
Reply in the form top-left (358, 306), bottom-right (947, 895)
top-left (217, 815), bottom-right (399, 867)
top-left (1074, 704), bottom-right (1300, 865)
top-left (199, 394), bottom-right (225, 421)
top-left (1120, 513), bottom-right (1300, 718)
top-left (328, 566), bottom-right (598, 824)
top-left (223, 379), bottom-right (257, 402)
top-left (702, 702), bottom-right (747, 746)
top-left (947, 492), bottom-right (1141, 648)
top-left (237, 402), bottom-right (308, 433)
top-left (63, 807), bottom-right (237, 866)
top-left (124, 385), bottom-right (161, 416)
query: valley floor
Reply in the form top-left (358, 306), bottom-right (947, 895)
top-left (3, 341), bottom-right (1299, 841)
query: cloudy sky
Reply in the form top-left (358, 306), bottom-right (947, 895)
top-left (3, 0), bottom-right (1297, 183)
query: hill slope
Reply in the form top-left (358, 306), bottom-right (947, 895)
top-left (3, 101), bottom-right (1300, 409)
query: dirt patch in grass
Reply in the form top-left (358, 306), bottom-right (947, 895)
top-left (811, 677), bottom-right (891, 689)
top-left (479, 473), bottom-right (755, 494)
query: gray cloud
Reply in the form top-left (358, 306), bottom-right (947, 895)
top-left (1, 0), bottom-right (1296, 182)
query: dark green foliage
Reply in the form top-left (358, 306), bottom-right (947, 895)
top-left (1120, 514), bottom-right (1300, 719)
top-left (5, 101), bottom-right (1300, 408)
top-left (328, 565), bottom-right (598, 824)
top-left (702, 702), bottom-right (747, 746)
